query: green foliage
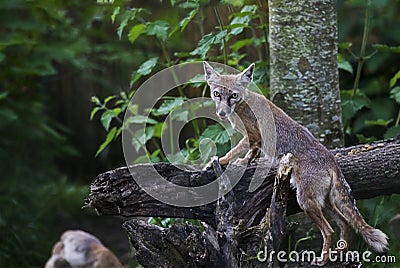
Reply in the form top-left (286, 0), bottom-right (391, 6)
top-left (337, 2), bottom-right (400, 264)
top-left (338, 1), bottom-right (400, 143)
top-left (91, 0), bottom-right (268, 163)
top-left (88, 1), bottom-right (400, 266)
top-left (341, 89), bottom-right (371, 123)
top-left (357, 195), bottom-right (400, 264)
top-left (148, 217), bottom-right (205, 232)
top-left (0, 0), bottom-right (131, 266)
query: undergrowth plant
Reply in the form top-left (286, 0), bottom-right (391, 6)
top-left (91, 0), bottom-right (269, 165)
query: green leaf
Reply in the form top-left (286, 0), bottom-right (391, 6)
top-left (126, 115), bottom-right (158, 125)
top-left (384, 125), bottom-right (400, 139)
top-left (111, 6), bottom-right (120, 24)
top-left (117, 14), bottom-right (130, 40)
top-left (338, 42), bottom-right (352, 50)
top-left (179, 9), bottom-right (197, 32)
top-left (91, 96), bottom-right (101, 105)
top-left (116, 8), bottom-right (146, 39)
top-left (340, 89), bottom-right (371, 122)
top-left (152, 97), bottom-right (186, 116)
top-left (113, 107), bottom-right (122, 117)
top-left (200, 124), bottom-right (230, 144)
top-left (338, 53), bottom-right (353, 74)
top-left (137, 57), bottom-right (158, 75)
top-left (128, 103), bottom-right (138, 115)
top-left (131, 57), bottom-right (158, 86)
top-left (146, 20), bottom-right (170, 41)
top-left (100, 110), bottom-right (115, 131)
top-left (224, 23), bottom-right (249, 30)
top-left (229, 5), bottom-right (257, 35)
top-left (128, 24), bottom-right (146, 43)
top-left (190, 30), bottom-right (227, 58)
top-left (104, 95), bottom-right (116, 104)
top-left (90, 107), bottom-right (101, 120)
top-left (153, 122), bottom-right (165, 138)
top-left (355, 134), bottom-right (377, 144)
top-left (338, 61), bottom-right (353, 74)
top-left (96, 127), bottom-right (117, 157)
top-left (390, 86), bottom-right (400, 104)
top-left (130, 73), bottom-right (141, 87)
top-left (364, 119), bottom-right (393, 127)
top-left (389, 70), bottom-right (400, 88)
top-left (372, 44), bottom-right (400, 54)
top-left (231, 38), bottom-right (253, 51)
top-left (222, 0), bottom-right (245, 7)
top-left (131, 127), bottom-right (154, 152)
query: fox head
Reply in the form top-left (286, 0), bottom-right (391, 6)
top-left (203, 62), bottom-right (255, 120)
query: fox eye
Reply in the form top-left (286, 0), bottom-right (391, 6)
top-left (213, 91), bottom-right (220, 97)
top-left (232, 93), bottom-right (238, 98)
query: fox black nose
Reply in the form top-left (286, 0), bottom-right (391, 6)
top-left (218, 111), bottom-right (226, 117)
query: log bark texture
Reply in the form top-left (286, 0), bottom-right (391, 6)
top-left (85, 139), bottom-right (400, 227)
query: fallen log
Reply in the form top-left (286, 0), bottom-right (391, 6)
top-left (85, 139), bottom-right (400, 228)
top-left (84, 138), bottom-right (399, 267)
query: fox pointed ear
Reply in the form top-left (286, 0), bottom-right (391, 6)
top-left (239, 63), bottom-right (255, 84)
top-left (203, 61), bottom-right (219, 84)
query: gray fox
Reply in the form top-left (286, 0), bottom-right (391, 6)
top-left (203, 61), bottom-right (388, 266)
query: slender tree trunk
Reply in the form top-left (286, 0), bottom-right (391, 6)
top-left (269, 0), bottom-right (343, 148)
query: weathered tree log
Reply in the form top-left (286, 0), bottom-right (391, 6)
top-left (212, 159), bottom-right (238, 267)
top-left (269, 153), bottom-right (293, 252)
top-left (85, 139), bottom-right (399, 268)
top-left (85, 138), bottom-right (400, 228)
top-left (123, 219), bottom-right (225, 267)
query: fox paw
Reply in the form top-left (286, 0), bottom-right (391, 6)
top-left (202, 161), bottom-right (213, 171)
top-left (234, 158), bottom-right (249, 166)
top-left (202, 156), bottom-right (218, 171)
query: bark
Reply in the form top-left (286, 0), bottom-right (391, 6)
top-left (212, 159), bottom-right (238, 267)
top-left (269, 0), bottom-right (344, 148)
top-left (269, 154), bottom-right (292, 252)
top-left (85, 138), bottom-right (400, 227)
top-left (123, 219), bottom-right (225, 268)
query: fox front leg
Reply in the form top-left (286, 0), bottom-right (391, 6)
top-left (234, 146), bottom-right (260, 166)
top-left (203, 137), bottom-right (249, 170)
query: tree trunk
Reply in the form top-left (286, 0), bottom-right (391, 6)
top-left (269, 0), bottom-right (343, 148)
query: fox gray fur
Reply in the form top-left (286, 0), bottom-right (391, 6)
top-left (203, 61), bottom-right (388, 266)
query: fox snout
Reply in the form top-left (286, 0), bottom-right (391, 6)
top-left (216, 103), bottom-right (233, 120)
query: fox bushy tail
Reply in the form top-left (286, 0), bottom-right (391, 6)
top-left (333, 172), bottom-right (388, 253)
